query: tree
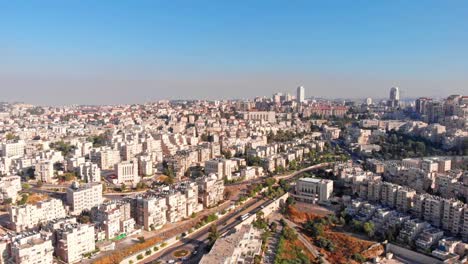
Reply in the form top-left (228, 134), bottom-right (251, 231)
top-left (304, 220), bottom-right (324, 238)
top-left (18, 194), bottom-right (28, 205)
top-left (120, 183), bottom-right (127, 192)
top-left (351, 220), bottom-right (363, 232)
top-left (352, 253), bottom-right (366, 263)
top-left (282, 226), bottom-right (298, 241)
top-left (363, 221), bottom-right (375, 238)
top-left (208, 225), bottom-right (220, 246)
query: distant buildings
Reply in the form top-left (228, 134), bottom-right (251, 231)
top-left (296, 86), bottom-right (305, 104)
top-left (243, 111), bottom-right (276, 123)
top-left (388, 86), bottom-right (400, 108)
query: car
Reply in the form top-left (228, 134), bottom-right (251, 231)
top-left (192, 251), bottom-right (198, 255)
top-left (168, 260), bottom-right (175, 264)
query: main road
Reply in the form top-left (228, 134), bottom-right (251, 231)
top-left (143, 196), bottom-right (272, 264)
top-left (142, 162), bottom-right (332, 264)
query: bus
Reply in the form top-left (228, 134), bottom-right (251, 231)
top-left (239, 213), bottom-right (250, 221)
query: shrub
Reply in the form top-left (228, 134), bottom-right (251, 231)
top-left (136, 254), bottom-right (143, 260)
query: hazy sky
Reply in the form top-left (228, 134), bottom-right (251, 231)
top-left (1, 1), bottom-right (467, 105)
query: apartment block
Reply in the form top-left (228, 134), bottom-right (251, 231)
top-left (200, 224), bottom-right (263, 264)
top-left (55, 223), bottom-right (95, 263)
top-left (131, 194), bottom-right (168, 231)
top-left (0, 175), bottom-right (22, 202)
top-left (380, 182), bottom-right (400, 208)
top-left (205, 159), bottom-right (232, 180)
top-left (423, 195), bottom-right (444, 228)
top-left (66, 182), bottom-right (103, 215)
top-left (1, 141), bottom-right (25, 158)
top-left (35, 160), bottom-right (54, 183)
top-left (77, 162), bottom-right (101, 183)
top-left (197, 175), bottom-right (225, 208)
top-left (11, 231), bottom-right (54, 264)
top-left (395, 187), bottom-right (416, 213)
top-left (166, 191), bottom-right (187, 223)
top-left (91, 148), bottom-right (121, 170)
top-left (442, 200), bottom-right (464, 235)
top-left (8, 198), bottom-right (67, 232)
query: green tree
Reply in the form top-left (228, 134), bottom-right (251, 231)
top-left (352, 253), bottom-right (366, 263)
top-left (208, 224), bottom-right (220, 246)
top-left (363, 221), bottom-right (375, 237)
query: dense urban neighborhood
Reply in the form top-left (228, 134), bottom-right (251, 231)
top-left (0, 87), bottom-right (466, 264)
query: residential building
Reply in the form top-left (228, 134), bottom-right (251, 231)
top-left (66, 182), bottom-right (103, 215)
top-left (55, 223), bottom-right (95, 263)
top-left (8, 198), bottom-right (67, 232)
top-left (200, 224), bottom-right (262, 264)
top-left (77, 162), bottom-right (101, 183)
top-left (11, 231), bottom-right (54, 264)
top-left (0, 175), bottom-right (22, 202)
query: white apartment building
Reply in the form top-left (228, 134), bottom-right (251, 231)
top-left (182, 181), bottom-right (202, 216)
top-left (55, 223), bottom-right (95, 264)
top-left (0, 175), bottom-right (22, 202)
top-left (1, 141), bottom-right (25, 158)
top-left (200, 224), bottom-right (263, 264)
top-left (138, 155), bottom-right (154, 176)
top-left (77, 162), bottom-right (101, 183)
top-left (35, 160), bottom-right (55, 183)
top-left (205, 159), bottom-right (232, 180)
top-left (91, 201), bottom-right (135, 239)
top-left (114, 159), bottom-right (140, 186)
top-left (11, 232), bottom-right (54, 264)
top-left (294, 177), bottom-right (333, 203)
top-left (8, 198), bottom-right (67, 232)
top-left (166, 191), bottom-right (187, 223)
top-left (66, 182), bottom-right (103, 215)
top-left (120, 143), bottom-right (143, 161)
top-left (91, 148), bottom-right (121, 170)
top-left (133, 195), bottom-right (167, 230)
top-left (197, 175), bottom-right (225, 208)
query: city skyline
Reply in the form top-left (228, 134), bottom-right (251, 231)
top-left (1, 1), bottom-right (468, 105)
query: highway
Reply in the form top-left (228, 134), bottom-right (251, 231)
top-left (142, 162), bottom-right (332, 264)
top-left (143, 196), bottom-right (272, 264)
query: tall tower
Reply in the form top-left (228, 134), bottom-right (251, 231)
top-left (389, 87), bottom-right (400, 107)
top-left (390, 87), bottom-right (400, 101)
top-left (296, 86), bottom-right (305, 103)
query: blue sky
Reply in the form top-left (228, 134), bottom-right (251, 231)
top-left (1, 1), bottom-right (467, 105)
